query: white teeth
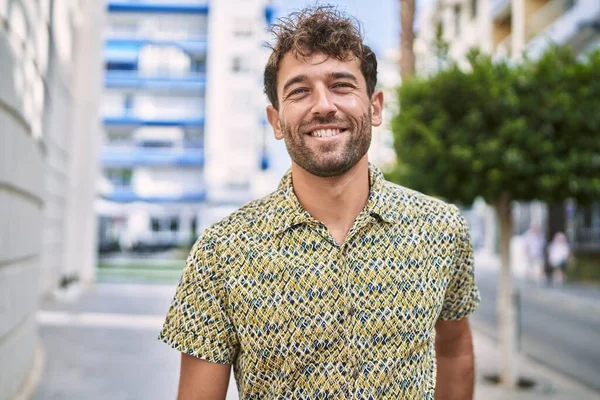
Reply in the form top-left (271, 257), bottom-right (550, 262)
top-left (311, 129), bottom-right (342, 137)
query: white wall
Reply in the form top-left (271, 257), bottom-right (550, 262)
top-left (0, 0), bottom-right (104, 397)
top-left (205, 0), bottom-right (270, 204)
top-left (0, 1), bottom-right (49, 397)
top-left (133, 166), bottom-right (205, 196)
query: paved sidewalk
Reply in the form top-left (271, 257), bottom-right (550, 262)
top-left (34, 282), bottom-right (600, 399)
top-left (473, 329), bottom-right (600, 399)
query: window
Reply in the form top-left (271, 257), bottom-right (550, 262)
top-left (106, 61), bottom-right (137, 71)
top-left (106, 168), bottom-right (132, 187)
top-left (232, 56), bottom-right (242, 73)
top-left (151, 218), bottom-right (160, 232)
top-left (231, 55), bottom-right (251, 73)
top-left (170, 217), bottom-right (179, 232)
top-left (138, 140), bottom-right (173, 148)
top-left (454, 5), bottom-right (461, 36)
top-left (191, 60), bottom-right (205, 73)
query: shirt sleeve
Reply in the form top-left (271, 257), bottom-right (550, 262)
top-left (439, 206), bottom-right (481, 321)
top-left (158, 235), bottom-right (239, 364)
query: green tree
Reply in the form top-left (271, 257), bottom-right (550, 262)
top-left (388, 47), bottom-right (600, 387)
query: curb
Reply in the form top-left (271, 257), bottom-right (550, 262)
top-left (13, 341), bottom-right (45, 400)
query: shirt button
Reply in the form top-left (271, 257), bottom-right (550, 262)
top-left (349, 305), bottom-right (356, 317)
top-left (352, 369), bottom-right (359, 379)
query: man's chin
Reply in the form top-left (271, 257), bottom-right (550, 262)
top-left (301, 160), bottom-right (356, 178)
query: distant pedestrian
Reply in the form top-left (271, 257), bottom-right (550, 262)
top-left (523, 224), bottom-right (545, 284)
top-left (159, 6), bottom-right (480, 399)
top-left (547, 232), bottom-right (571, 286)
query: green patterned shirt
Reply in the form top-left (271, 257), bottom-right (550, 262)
top-left (159, 164), bottom-right (480, 399)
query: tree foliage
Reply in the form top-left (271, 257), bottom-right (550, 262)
top-left (388, 47), bottom-right (600, 206)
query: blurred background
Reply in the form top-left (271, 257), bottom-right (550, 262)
top-left (0, 0), bottom-right (599, 399)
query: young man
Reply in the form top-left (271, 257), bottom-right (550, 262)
top-left (160, 6), bottom-right (480, 400)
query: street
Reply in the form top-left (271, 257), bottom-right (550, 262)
top-left (472, 268), bottom-right (600, 393)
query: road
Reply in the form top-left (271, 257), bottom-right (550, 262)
top-left (471, 269), bottom-right (600, 393)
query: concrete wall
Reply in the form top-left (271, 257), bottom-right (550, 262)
top-left (0, 0), bottom-right (104, 398)
top-left (0, 1), bottom-right (49, 397)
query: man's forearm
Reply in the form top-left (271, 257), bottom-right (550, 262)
top-left (435, 353), bottom-right (475, 400)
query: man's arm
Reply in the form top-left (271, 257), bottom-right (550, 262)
top-left (177, 353), bottom-right (231, 400)
top-left (434, 318), bottom-right (475, 400)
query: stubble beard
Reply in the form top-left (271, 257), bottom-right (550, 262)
top-left (280, 111), bottom-right (372, 178)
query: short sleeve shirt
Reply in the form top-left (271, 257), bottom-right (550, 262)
top-left (159, 164), bottom-right (480, 399)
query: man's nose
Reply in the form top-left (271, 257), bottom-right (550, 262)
top-left (311, 86), bottom-right (337, 116)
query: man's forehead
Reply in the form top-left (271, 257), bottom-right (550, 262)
top-left (278, 51), bottom-right (362, 81)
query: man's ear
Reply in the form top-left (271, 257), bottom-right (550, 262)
top-left (266, 105), bottom-right (284, 140)
top-left (370, 90), bottom-right (384, 127)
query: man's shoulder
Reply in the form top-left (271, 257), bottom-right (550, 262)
top-left (381, 180), bottom-right (464, 227)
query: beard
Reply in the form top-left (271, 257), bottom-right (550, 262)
top-left (280, 110), bottom-right (372, 178)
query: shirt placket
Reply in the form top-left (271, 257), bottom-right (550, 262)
top-left (340, 214), bottom-right (374, 399)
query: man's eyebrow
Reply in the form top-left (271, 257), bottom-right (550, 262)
top-left (328, 72), bottom-right (359, 83)
top-left (282, 74), bottom-right (308, 94)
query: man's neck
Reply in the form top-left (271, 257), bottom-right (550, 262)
top-left (291, 157), bottom-right (370, 245)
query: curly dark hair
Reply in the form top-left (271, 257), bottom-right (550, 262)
top-left (264, 5), bottom-right (378, 110)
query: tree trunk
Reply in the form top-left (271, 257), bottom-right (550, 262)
top-left (400, 0), bottom-right (416, 80)
top-left (495, 192), bottom-right (519, 387)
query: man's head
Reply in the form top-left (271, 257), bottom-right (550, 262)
top-left (264, 6), bottom-right (383, 178)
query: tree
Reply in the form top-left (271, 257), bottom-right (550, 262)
top-left (400, 0), bottom-right (416, 80)
top-left (388, 47), bottom-right (600, 387)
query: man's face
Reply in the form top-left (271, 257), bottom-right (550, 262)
top-left (267, 52), bottom-right (383, 177)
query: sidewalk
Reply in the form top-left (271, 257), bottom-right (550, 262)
top-left (473, 328), bottom-right (600, 399)
top-left (33, 282), bottom-right (600, 400)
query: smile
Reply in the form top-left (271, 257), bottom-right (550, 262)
top-left (309, 128), bottom-right (346, 138)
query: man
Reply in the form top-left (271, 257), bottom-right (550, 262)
top-left (160, 6), bottom-right (480, 399)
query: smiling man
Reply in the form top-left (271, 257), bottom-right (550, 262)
top-left (159, 6), bottom-right (480, 400)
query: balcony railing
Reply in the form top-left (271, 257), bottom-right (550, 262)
top-left (104, 71), bottom-right (206, 90)
top-left (107, 1), bottom-right (209, 14)
top-left (101, 147), bottom-right (205, 167)
top-left (105, 38), bottom-right (208, 57)
top-left (105, 139), bottom-right (204, 148)
top-left (102, 114), bottom-right (205, 127)
top-left (103, 187), bottom-right (207, 203)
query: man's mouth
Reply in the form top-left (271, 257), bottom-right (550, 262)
top-left (308, 128), bottom-right (347, 138)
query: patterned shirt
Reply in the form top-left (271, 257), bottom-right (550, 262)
top-left (159, 164), bottom-right (480, 399)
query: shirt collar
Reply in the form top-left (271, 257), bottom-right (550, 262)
top-left (274, 163), bottom-right (397, 235)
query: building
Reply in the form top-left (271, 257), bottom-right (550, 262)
top-left (97, 0), bottom-right (277, 251)
top-left (416, 0), bottom-right (600, 255)
top-left (0, 0), bottom-right (104, 397)
top-left (417, 0), bottom-right (600, 72)
top-left (369, 48), bottom-right (401, 171)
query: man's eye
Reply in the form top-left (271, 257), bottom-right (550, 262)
top-left (289, 88), bottom-right (309, 96)
top-left (332, 83), bottom-right (355, 90)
